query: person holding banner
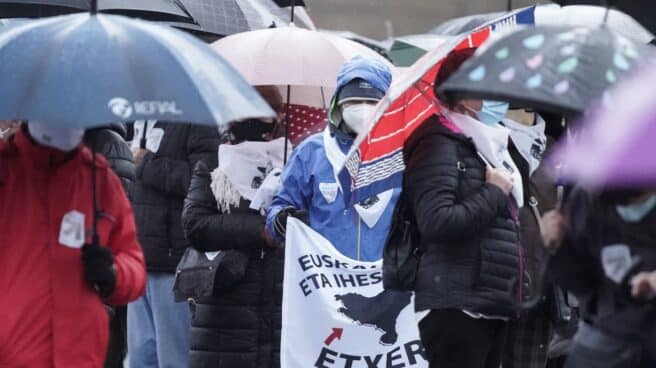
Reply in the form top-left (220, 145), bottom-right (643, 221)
top-left (266, 56), bottom-right (398, 262)
top-left (182, 86), bottom-right (287, 368)
top-left (404, 48), bottom-right (522, 368)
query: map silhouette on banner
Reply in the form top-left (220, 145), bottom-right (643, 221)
top-left (336, 290), bottom-right (412, 346)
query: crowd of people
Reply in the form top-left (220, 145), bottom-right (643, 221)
top-left (2, 11), bottom-right (656, 368)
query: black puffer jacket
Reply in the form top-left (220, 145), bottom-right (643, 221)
top-left (404, 115), bottom-right (521, 317)
top-left (182, 160), bottom-right (283, 368)
top-left (133, 122), bottom-right (220, 272)
top-left (84, 123), bottom-right (135, 197)
top-left (509, 140), bottom-right (558, 299)
top-left (549, 189), bottom-right (656, 354)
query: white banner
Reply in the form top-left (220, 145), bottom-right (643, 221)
top-left (282, 219), bottom-right (428, 368)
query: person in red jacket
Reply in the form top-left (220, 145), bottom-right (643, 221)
top-left (0, 121), bottom-right (146, 367)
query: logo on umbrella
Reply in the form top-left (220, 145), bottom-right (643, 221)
top-left (108, 97), bottom-right (133, 119)
top-left (108, 97), bottom-right (184, 119)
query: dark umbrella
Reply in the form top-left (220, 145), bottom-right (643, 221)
top-left (438, 25), bottom-right (654, 116)
top-left (272, 0), bottom-right (304, 6)
top-left (553, 0), bottom-right (656, 35)
top-left (178, 0), bottom-right (291, 37)
top-left (431, 12), bottom-right (505, 36)
top-left (0, 0), bottom-right (195, 23)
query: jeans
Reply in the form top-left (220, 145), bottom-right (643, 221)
top-left (127, 273), bottom-right (191, 368)
top-left (418, 309), bottom-right (508, 368)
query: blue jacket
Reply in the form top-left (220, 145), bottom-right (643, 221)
top-left (266, 129), bottom-right (400, 261)
top-left (267, 56), bottom-right (396, 261)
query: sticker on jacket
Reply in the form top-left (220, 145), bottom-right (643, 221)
top-left (58, 210), bottom-right (86, 249)
top-left (146, 127), bottom-right (164, 153)
top-left (319, 182), bottom-right (338, 203)
top-left (354, 189), bottom-right (394, 228)
top-left (601, 244), bottom-right (632, 283)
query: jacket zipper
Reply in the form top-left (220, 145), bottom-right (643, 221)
top-left (509, 198), bottom-right (523, 316)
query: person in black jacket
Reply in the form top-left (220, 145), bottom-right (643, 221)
top-left (543, 188), bottom-right (656, 367)
top-left (404, 48), bottom-right (520, 368)
top-left (128, 121), bottom-right (220, 368)
top-left (182, 86), bottom-right (285, 368)
top-left (84, 123), bottom-right (135, 197)
top-left (83, 123), bottom-right (135, 368)
top-left (500, 110), bottom-right (560, 368)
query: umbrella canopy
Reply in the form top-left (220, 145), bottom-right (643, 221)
top-left (273, 0), bottom-right (315, 30)
top-left (535, 4), bottom-right (654, 43)
top-left (438, 25), bottom-right (653, 116)
top-left (212, 26), bottom-right (393, 107)
top-left (178, 0), bottom-right (292, 37)
top-left (431, 12), bottom-right (504, 36)
top-left (0, 13), bottom-right (275, 128)
top-left (431, 4), bottom-right (653, 44)
top-left (0, 0), bottom-right (195, 23)
top-left (389, 34), bottom-right (453, 67)
top-left (552, 58), bottom-right (656, 188)
top-left (553, 0), bottom-right (656, 35)
top-left (320, 29), bottom-right (391, 61)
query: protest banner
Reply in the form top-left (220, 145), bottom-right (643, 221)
top-left (281, 218), bottom-right (428, 368)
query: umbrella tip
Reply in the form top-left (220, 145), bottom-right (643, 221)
top-left (90, 0), bottom-right (98, 14)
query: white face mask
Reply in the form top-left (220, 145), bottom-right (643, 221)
top-left (341, 103), bottom-right (377, 134)
top-left (28, 121), bottom-right (84, 152)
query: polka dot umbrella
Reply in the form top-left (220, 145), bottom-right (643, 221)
top-left (437, 25), bottom-right (655, 116)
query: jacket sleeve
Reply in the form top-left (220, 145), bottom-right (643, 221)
top-left (548, 188), bottom-right (602, 295)
top-left (266, 147), bottom-right (312, 243)
top-left (103, 169), bottom-right (146, 306)
top-left (183, 160), bottom-right (266, 252)
top-left (404, 133), bottom-right (509, 244)
top-left (137, 125), bottom-right (219, 198)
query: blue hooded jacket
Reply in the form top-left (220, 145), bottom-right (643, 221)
top-left (266, 57), bottom-right (398, 261)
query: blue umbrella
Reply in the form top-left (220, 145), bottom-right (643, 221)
top-left (0, 6), bottom-right (275, 250)
top-left (0, 11), bottom-right (275, 129)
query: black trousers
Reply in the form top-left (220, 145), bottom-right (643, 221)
top-left (418, 309), bottom-right (508, 368)
top-left (104, 306), bottom-right (127, 368)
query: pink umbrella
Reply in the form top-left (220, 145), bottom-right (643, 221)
top-left (212, 26), bottom-right (394, 156)
top-left (212, 26), bottom-right (393, 108)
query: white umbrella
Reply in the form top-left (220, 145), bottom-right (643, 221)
top-left (535, 4), bottom-right (654, 44)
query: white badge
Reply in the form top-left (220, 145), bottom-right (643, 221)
top-left (354, 189), bottom-right (395, 228)
top-left (601, 244), bottom-right (632, 283)
top-left (205, 251), bottom-right (221, 261)
top-left (58, 210), bottom-right (86, 249)
top-left (319, 182), bottom-right (338, 203)
top-left (146, 127), bottom-right (164, 153)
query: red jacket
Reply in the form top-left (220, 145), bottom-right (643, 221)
top-left (0, 130), bottom-right (146, 367)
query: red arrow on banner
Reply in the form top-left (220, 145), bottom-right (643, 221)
top-left (324, 328), bottom-right (344, 346)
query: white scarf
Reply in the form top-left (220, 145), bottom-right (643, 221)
top-left (502, 116), bottom-right (547, 176)
top-left (322, 127), bottom-right (394, 228)
top-left (445, 110), bottom-right (524, 207)
top-left (210, 138), bottom-right (288, 213)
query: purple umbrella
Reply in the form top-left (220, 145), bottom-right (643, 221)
top-left (552, 58), bottom-right (656, 188)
